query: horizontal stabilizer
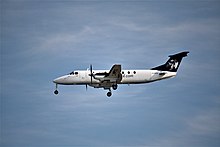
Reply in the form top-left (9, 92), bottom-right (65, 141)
top-left (169, 51), bottom-right (189, 58)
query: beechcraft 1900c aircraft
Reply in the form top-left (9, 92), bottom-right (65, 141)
top-left (53, 51), bottom-right (189, 97)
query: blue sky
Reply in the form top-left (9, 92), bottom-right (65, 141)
top-left (1, 1), bottom-right (220, 146)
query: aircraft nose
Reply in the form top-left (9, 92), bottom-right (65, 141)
top-left (53, 75), bottom-right (70, 84)
top-left (53, 77), bottom-right (60, 84)
top-left (53, 77), bottom-right (65, 84)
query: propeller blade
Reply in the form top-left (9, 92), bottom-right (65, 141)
top-left (86, 84), bottom-right (88, 91)
top-left (90, 64), bottom-right (92, 72)
top-left (90, 64), bottom-right (93, 84)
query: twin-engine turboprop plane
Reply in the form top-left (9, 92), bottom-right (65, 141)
top-left (53, 51), bottom-right (189, 97)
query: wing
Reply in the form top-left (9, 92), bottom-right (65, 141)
top-left (105, 64), bottom-right (122, 83)
top-left (107, 65), bottom-right (121, 78)
top-left (90, 64), bottom-right (122, 89)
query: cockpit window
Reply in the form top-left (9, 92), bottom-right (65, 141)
top-left (69, 71), bottom-right (74, 75)
top-left (69, 71), bottom-right (79, 75)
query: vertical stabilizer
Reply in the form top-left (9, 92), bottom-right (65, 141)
top-left (151, 51), bottom-right (189, 72)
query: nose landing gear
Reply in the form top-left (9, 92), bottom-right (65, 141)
top-left (54, 84), bottom-right (59, 95)
top-left (54, 90), bottom-right (58, 95)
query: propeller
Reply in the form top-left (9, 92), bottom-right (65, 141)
top-left (86, 64), bottom-right (93, 91)
top-left (90, 64), bottom-right (93, 84)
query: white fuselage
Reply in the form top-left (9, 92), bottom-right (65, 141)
top-left (53, 51), bottom-right (188, 97)
top-left (53, 69), bottom-right (176, 86)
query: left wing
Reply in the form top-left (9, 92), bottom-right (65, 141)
top-left (105, 64), bottom-right (122, 83)
top-left (90, 64), bottom-right (122, 89)
top-left (93, 64), bottom-right (122, 83)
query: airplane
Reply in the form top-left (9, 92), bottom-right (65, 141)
top-left (53, 51), bottom-right (189, 97)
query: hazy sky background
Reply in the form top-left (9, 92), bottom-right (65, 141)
top-left (1, 1), bottom-right (220, 146)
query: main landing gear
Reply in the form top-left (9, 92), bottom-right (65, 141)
top-left (107, 90), bottom-right (112, 97)
top-left (112, 84), bottom-right (118, 90)
top-left (54, 84), bottom-right (59, 95)
top-left (106, 84), bottom-right (118, 97)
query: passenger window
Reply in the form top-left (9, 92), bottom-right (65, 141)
top-left (75, 72), bottom-right (78, 75)
top-left (128, 71), bottom-right (130, 74)
top-left (134, 71), bottom-right (136, 74)
top-left (122, 71), bottom-right (124, 74)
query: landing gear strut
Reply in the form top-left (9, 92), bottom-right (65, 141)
top-left (54, 84), bottom-right (59, 95)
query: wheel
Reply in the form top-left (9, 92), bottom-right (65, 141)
top-left (107, 92), bottom-right (112, 97)
top-left (54, 90), bottom-right (59, 95)
top-left (112, 84), bottom-right (118, 90)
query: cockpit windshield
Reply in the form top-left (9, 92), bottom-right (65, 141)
top-left (69, 71), bottom-right (74, 75)
top-left (69, 71), bottom-right (79, 75)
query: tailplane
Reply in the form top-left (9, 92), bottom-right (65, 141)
top-left (151, 51), bottom-right (189, 72)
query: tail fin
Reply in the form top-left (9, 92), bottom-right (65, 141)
top-left (151, 51), bottom-right (189, 72)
